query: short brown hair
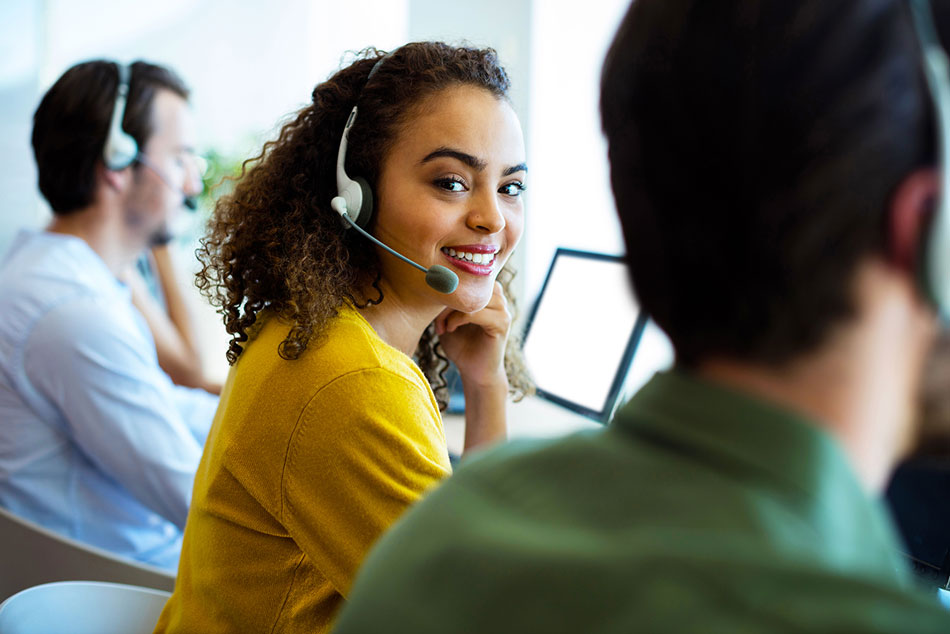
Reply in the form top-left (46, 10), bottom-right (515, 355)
top-left (600, 0), bottom-right (935, 367)
top-left (32, 59), bottom-right (190, 214)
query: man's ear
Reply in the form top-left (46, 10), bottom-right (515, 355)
top-left (98, 161), bottom-right (129, 195)
top-left (889, 168), bottom-right (938, 272)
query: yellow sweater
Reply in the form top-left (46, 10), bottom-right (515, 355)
top-left (154, 305), bottom-right (451, 633)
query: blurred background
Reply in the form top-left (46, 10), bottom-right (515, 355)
top-left (0, 0), bottom-right (631, 381)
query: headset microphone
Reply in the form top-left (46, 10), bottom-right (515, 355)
top-left (331, 198), bottom-right (459, 294)
top-left (135, 153), bottom-right (199, 213)
top-left (330, 59), bottom-right (460, 295)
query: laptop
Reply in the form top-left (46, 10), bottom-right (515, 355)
top-left (521, 248), bottom-right (672, 424)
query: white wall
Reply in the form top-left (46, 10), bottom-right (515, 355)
top-left (408, 0), bottom-right (532, 129)
top-left (525, 0), bottom-right (629, 299)
top-left (0, 1), bottom-right (44, 258)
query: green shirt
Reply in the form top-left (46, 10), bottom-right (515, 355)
top-left (336, 371), bottom-right (950, 633)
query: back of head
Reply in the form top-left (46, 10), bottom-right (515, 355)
top-left (32, 59), bottom-right (190, 215)
top-left (601, 0), bottom-right (937, 367)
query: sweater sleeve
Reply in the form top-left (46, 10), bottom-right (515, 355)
top-left (280, 366), bottom-right (451, 597)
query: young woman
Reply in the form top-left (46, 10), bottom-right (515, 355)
top-left (154, 42), bottom-right (531, 632)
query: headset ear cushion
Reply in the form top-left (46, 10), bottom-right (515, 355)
top-left (104, 131), bottom-right (138, 171)
top-left (354, 177), bottom-right (374, 229)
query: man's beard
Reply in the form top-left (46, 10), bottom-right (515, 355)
top-left (148, 222), bottom-right (174, 247)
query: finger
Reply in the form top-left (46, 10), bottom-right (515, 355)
top-left (441, 310), bottom-right (472, 335)
top-left (438, 281), bottom-right (510, 335)
top-left (443, 302), bottom-right (510, 337)
top-left (483, 283), bottom-right (511, 329)
top-left (489, 281), bottom-right (507, 309)
top-left (434, 307), bottom-right (454, 336)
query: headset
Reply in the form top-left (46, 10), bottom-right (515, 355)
top-left (102, 62), bottom-right (197, 211)
top-left (102, 64), bottom-right (138, 171)
top-left (910, 0), bottom-right (950, 319)
top-left (329, 55), bottom-right (459, 294)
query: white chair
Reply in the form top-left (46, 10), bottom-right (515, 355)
top-left (0, 506), bottom-right (175, 601)
top-left (0, 580), bottom-right (170, 634)
top-left (938, 587), bottom-right (950, 610)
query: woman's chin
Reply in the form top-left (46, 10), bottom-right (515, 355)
top-left (442, 285), bottom-right (492, 314)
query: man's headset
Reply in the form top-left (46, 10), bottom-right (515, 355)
top-left (102, 62), bottom-right (197, 212)
top-left (329, 55), bottom-right (459, 295)
top-left (912, 0), bottom-right (950, 319)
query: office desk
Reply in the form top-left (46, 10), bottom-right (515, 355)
top-left (442, 395), bottom-right (602, 457)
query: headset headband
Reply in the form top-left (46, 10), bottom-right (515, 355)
top-left (102, 62), bottom-right (139, 171)
top-left (332, 53), bottom-right (391, 228)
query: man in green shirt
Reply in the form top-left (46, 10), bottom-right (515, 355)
top-left (336, 1), bottom-right (950, 631)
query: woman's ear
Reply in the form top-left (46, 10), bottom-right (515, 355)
top-left (888, 168), bottom-right (939, 272)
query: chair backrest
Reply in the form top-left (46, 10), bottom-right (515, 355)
top-left (0, 506), bottom-right (175, 601)
top-left (0, 580), bottom-right (170, 634)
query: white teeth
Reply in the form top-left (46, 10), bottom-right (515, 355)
top-left (442, 248), bottom-right (496, 265)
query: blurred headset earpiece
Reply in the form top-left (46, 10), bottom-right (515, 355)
top-left (910, 0), bottom-right (950, 318)
top-left (103, 63), bottom-right (138, 171)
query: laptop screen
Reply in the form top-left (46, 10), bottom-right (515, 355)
top-left (522, 248), bottom-right (653, 422)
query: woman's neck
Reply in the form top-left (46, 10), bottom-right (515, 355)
top-left (355, 280), bottom-right (442, 356)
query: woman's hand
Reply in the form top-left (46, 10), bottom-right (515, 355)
top-left (434, 282), bottom-right (511, 451)
top-left (434, 281), bottom-right (511, 389)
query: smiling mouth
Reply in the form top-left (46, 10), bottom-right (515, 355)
top-left (441, 247), bottom-right (498, 266)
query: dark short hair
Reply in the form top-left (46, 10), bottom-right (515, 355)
top-left (601, 0), bottom-right (938, 366)
top-left (32, 60), bottom-right (190, 214)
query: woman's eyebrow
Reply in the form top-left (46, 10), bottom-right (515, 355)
top-left (420, 148), bottom-right (487, 171)
top-left (503, 162), bottom-right (528, 176)
top-left (420, 148), bottom-right (528, 177)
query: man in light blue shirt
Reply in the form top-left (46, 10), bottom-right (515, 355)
top-left (0, 60), bottom-right (215, 571)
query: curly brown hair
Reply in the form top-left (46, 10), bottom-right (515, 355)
top-left (196, 42), bottom-right (533, 410)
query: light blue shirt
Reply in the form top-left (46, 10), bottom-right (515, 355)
top-left (0, 230), bottom-right (218, 570)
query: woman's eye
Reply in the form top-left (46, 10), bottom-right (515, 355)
top-left (435, 177), bottom-right (466, 192)
top-left (499, 182), bottom-right (526, 197)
